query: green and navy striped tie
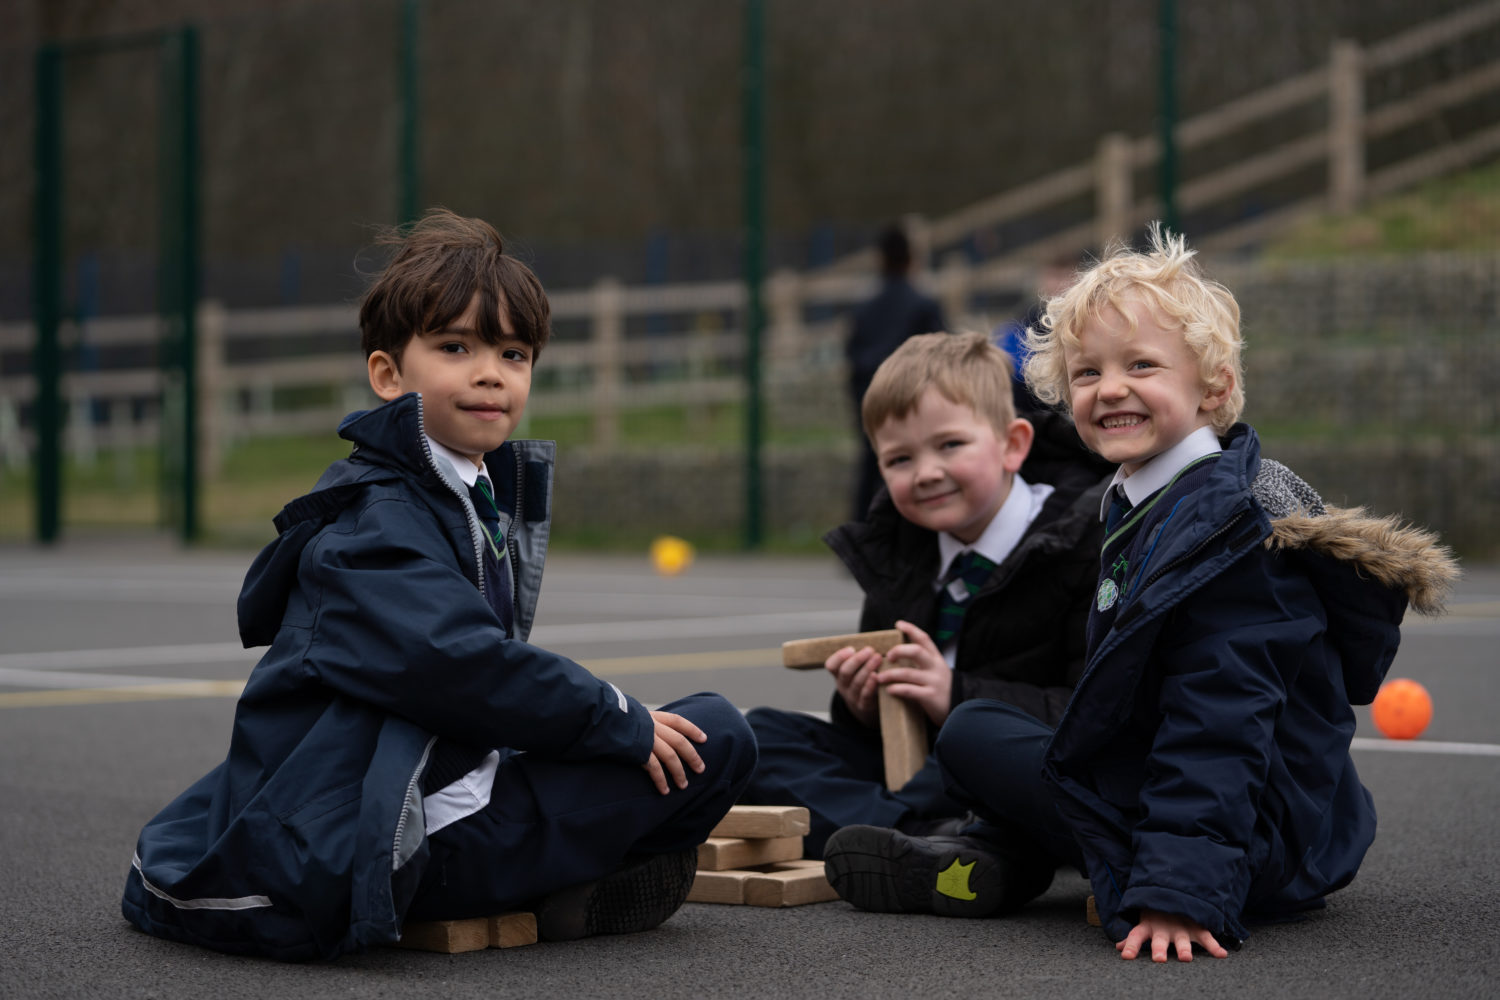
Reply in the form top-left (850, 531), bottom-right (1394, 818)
top-left (934, 551), bottom-right (996, 643)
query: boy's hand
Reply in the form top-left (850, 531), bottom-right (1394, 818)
top-left (643, 711), bottom-right (707, 795)
top-left (876, 620), bottom-right (953, 725)
top-left (1117, 909), bottom-right (1229, 962)
top-left (825, 645), bottom-right (883, 728)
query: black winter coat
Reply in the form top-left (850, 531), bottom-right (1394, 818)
top-left (824, 410), bottom-right (1110, 729)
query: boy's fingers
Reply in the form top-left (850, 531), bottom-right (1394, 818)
top-left (656, 737), bottom-right (689, 789)
top-left (642, 756), bottom-right (669, 795)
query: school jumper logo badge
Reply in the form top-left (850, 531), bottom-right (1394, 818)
top-left (1096, 578), bottom-right (1119, 611)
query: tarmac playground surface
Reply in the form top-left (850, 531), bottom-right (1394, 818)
top-left (1, 539), bottom-right (1496, 999)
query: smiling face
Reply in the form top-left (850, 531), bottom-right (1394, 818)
top-left (367, 292), bottom-right (533, 468)
top-left (871, 386), bottom-right (1033, 544)
top-left (1065, 296), bottom-right (1229, 475)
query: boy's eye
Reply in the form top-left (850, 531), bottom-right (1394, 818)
top-left (1071, 367), bottom-right (1099, 381)
top-left (503, 347), bottom-right (531, 363)
top-left (881, 454), bottom-right (909, 469)
top-left (438, 341), bottom-right (468, 354)
top-left (1130, 360), bottom-right (1154, 371)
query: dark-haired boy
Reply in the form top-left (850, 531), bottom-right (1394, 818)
top-left (122, 209), bottom-right (756, 961)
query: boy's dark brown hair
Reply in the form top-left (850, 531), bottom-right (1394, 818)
top-left (359, 208), bottom-right (551, 366)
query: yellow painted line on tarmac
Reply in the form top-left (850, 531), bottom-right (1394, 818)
top-left (579, 647), bottom-right (783, 676)
top-left (0, 647), bottom-right (787, 709)
top-left (0, 679), bottom-right (248, 709)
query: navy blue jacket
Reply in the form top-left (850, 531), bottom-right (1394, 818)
top-left (121, 393), bottom-right (655, 960)
top-left (1043, 425), bottom-right (1456, 945)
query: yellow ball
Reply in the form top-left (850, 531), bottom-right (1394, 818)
top-left (650, 535), bottom-right (694, 576)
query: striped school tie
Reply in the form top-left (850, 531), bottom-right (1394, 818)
top-left (934, 550), bottom-right (996, 643)
top-left (469, 476), bottom-right (513, 633)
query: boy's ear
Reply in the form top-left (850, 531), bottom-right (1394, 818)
top-left (367, 350), bottom-right (405, 402)
top-left (1001, 417), bottom-right (1034, 473)
top-left (1199, 366), bottom-right (1235, 413)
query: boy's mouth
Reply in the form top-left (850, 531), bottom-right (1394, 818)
top-left (1099, 413), bottom-right (1146, 430)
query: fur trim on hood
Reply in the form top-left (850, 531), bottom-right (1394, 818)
top-left (1267, 507), bottom-right (1459, 617)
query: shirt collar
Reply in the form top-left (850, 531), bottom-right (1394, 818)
top-left (1100, 424), bottom-right (1221, 519)
top-left (937, 474), bottom-right (1053, 579)
top-left (426, 436), bottom-right (489, 488)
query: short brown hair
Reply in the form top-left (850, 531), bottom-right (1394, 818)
top-left (359, 208), bottom-right (551, 366)
top-left (862, 331), bottom-right (1017, 440)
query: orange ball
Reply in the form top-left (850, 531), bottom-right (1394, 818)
top-left (1371, 678), bottom-right (1433, 740)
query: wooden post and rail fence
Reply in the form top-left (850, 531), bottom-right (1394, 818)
top-left (5, 4), bottom-right (1500, 481)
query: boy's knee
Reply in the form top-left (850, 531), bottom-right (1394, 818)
top-left (664, 692), bottom-right (757, 784)
top-left (935, 700), bottom-right (991, 767)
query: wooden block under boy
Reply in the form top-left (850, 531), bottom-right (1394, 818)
top-left (395, 912), bottom-right (537, 954)
top-left (781, 629), bottom-right (929, 790)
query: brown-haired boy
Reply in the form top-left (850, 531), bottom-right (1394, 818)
top-left (122, 209), bottom-right (756, 960)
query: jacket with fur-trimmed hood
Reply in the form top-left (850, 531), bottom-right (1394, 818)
top-left (1043, 423), bottom-right (1458, 947)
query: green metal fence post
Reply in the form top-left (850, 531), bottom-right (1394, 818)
top-left (1158, 0), bottom-right (1179, 235)
top-left (741, 0), bottom-right (766, 549)
top-left (176, 24), bottom-right (201, 542)
top-left (33, 44), bottom-right (64, 545)
top-left (398, 0), bottom-right (422, 224)
top-left (158, 25), bottom-right (201, 543)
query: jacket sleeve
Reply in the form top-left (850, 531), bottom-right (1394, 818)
top-left (1120, 547), bottom-right (1323, 941)
top-left (299, 494), bottom-right (654, 765)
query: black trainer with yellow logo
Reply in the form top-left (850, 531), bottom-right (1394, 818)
top-left (823, 825), bottom-right (1052, 917)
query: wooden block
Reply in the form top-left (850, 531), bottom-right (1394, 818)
top-left (710, 805), bottom-right (811, 839)
top-left (743, 866), bottom-right (839, 907)
top-left (396, 918), bottom-right (490, 954)
top-left (766, 858), bottom-right (823, 871)
top-left (1086, 895), bottom-right (1101, 927)
top-left (781, 629), bottom-right (904, 669)
top-left (877, 659), bottom-right (929, 791)
top-left (488, 912), bottom-right (537, 948)
top-left (696, 835), bottom-right (804, 871)
top-left (687, 869), bottom-right (751, 904)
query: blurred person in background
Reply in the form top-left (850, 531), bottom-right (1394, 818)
top-left (846, 224), bottom-right (947, 521)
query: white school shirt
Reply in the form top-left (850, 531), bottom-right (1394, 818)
top-left (1099, 425), bottom-right (1223, 520)
top-left (421, 435), bottom-right (503, 834)
top-left (933, 474), bottom-right (1054, 669)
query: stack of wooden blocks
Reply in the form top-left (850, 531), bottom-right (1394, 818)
top-left (687, 804), bottom-right (838, 908)
top-left (395, 911), bottom-right (538, 954)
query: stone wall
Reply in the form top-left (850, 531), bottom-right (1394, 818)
top-left (552, 256), bottom-right (1500, 558)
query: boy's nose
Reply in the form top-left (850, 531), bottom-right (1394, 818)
top-left (472, 350), bottom-right (505, 385)
top-left (1098, 370), bottom-right (1128, 400)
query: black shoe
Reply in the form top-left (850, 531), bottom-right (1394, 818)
top-left (897, 811), bottom-right (974, 839)
top-left (534, 848), bottom-right (699, 942)
top-left (823, 825), bottom-right (1049, 918)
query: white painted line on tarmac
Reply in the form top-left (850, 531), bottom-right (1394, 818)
top-left (1350, 737), bottom-right (1500, 757)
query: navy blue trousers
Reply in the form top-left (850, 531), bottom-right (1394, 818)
top-left (740, 706), bottom-right (963, 858)
top-left (935, 699), bottom-right (1085, 871)
top-left (406, 692), bottom-right (757, 920)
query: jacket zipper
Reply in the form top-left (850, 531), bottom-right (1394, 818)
top-left (507, 449), bottom-right (523, 627)
top-left (413, 396), bottom-right (488, 601)
top-left (1137, 511), bottom-right (1246, 594)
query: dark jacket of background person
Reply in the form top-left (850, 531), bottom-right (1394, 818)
top-left (824, 409), bottom-right (1109, 731)
top-left (845, 228), bottom-right (947, 520)
top-left (1045, 425), bottom-right (1458, 945)
top-left (122, 396), bottom-right (652, 960)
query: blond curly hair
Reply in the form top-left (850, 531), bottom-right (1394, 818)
top-left (1021, 223), bottom-right (1244, 434)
